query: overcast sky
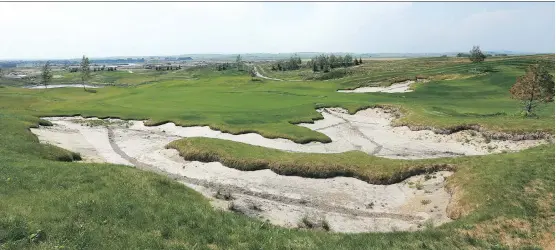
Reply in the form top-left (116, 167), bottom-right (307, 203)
top-left (0, 2), bottom-right (554, 59)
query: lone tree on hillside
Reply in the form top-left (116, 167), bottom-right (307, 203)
top-left (469, 45), bottom-right (486, 63)
top-left (40, 61), bottom-right (53, 89)
top-left (236, 54), bottom-right (242, 71)
top-left (80, 55), bottom-right (91, 91)
top-left (509, 64), bottom-right (554, 116)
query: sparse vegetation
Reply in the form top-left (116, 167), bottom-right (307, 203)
top-left (298, 215), bottom-right (330, 231)
top-left (214, 188), bottom-right (234, 200)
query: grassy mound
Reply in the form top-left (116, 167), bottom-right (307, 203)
top-left (166, 137), bottom-right (454, 185)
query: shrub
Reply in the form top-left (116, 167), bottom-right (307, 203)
top-left (38, 119), bottom-right (53, 126)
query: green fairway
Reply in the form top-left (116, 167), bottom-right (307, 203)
top-left (0, 55), bottom-right (554, 249)
top-left (0, 56), bottom-right (554, 143)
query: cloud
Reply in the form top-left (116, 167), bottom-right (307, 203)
top-left (0, 2), bottom-right (552, 59)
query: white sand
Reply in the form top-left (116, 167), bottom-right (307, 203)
top-left (30, 119), bottom-right (454, 232)
top-left (25, 84), bottom-right (101, 89)
top-left (41, 108), bottom-right (545, 159)
top-left (337, 81), bottom-right (414, 93)
top-left (30, 107), bottom-right (549, 232)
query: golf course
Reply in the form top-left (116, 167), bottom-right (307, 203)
top-left (0, 53), bottom-right (554, 249)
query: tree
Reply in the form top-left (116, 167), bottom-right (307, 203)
top-left (329, 54), bottom-right (338, 69)
top-left (80, 55), bottom-right (91, 91)
top-left (323, 63), bottom-right (330, 73)
top-left (294, 54), bottom-right (302, 65)
top-left (312, 60), bottom-right (318, 72)
top-left (353, 58), bottom-right (359, 66)
top-left (359, 57), bottom-right (363, 64)
top-left (343, 54), bottom-right (353, 67)
top-left (469, 45), bottom-right (486, 63)
top-left (40, 61), bottom-right (53, 89)
top-left (509, 64), bottom-right (554, 116)
top-left (236, 54), bottom-right (242, 70)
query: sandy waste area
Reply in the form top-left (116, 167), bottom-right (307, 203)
top-left (30, 107), bottom-right (549, 233)
top-left (25, 84), bottom-right (102, 89)
top-left (337, 79), bottom-right (432, 93)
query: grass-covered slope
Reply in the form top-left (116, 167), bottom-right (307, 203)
top-left (0, 113), bottom-right (553, 249)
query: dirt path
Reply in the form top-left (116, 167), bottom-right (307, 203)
top-left (253, 66), bottom-right (284, 81)
top-left (252, 65), bottom-right (304, 82)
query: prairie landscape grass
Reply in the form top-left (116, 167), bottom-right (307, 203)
top-left (0, 55), bottom-right (554, 249)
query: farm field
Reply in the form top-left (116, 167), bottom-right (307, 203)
top-left (0, 55), bottom-right (554, 249)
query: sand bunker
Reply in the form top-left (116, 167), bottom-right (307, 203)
top-left (31, 119), bottom-right (454, 233)
top-left (338, 81), bottom-right (414, 93)
top-left (29, 108), bottom-right (549, 232)
top-left (34, 108), bottom-right (546, 159)
top-left (25, 84), bottom-right (102, 89)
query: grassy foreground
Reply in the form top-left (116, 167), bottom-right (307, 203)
top-left (0, 113), bottom-right (553, 249)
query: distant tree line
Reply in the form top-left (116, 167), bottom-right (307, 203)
top-left (270, 54), bottom-right (302, 71)
top-left (216, 55), bottom-right (248, 72)
top-left (307, 54), bottom-right (363, 73)
top-left (68, 65), bottom-right (118, 72)
top-left (154, 65), bottom-right (181, 71)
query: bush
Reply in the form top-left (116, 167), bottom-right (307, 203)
top-left (421, 199), bottom-right (431, 205)
top-left (38, 119), bottom-right (53, 126)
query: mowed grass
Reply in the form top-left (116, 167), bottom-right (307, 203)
top-left (0, 55), bottom-right (554, 249)
top-left (0, 112), bottom-right (554, 249)
top-left (0, 55), bottom-right (554, 144)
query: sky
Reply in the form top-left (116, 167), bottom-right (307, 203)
top-left (0, 2), bottom-right (554, 59)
